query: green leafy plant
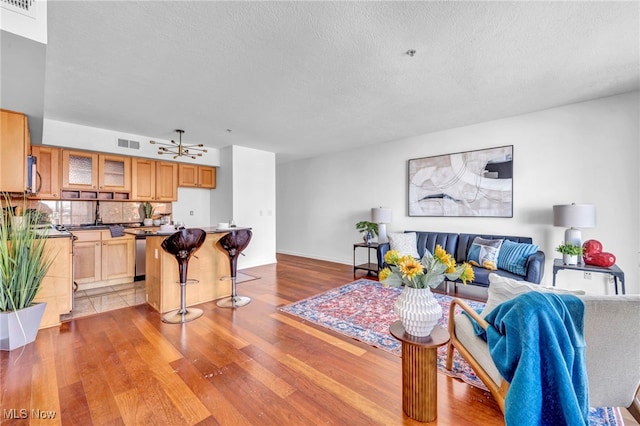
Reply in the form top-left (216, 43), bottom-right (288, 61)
top-left (555, 243), bottom-right (583, 256)
top-left (355, 221), bottom-right (378, 237)
top-left (0, 193), bottom-right (54, 312)
top-left (142, 202), bottom-right (154, 219)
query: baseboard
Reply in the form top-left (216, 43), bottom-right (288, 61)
top-left (276, 250), bottom-right (351, 266)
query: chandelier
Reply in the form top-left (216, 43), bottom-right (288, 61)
top-left (150, 129), bottom-right (207, 159)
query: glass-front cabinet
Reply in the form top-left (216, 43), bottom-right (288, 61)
top-left (61, 150), bottom-right (131, 198)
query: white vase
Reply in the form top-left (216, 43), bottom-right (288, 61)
top-left (563, 254), bottom-right (578, 265)
top-left (394, 286), bottom-right (442, 337)
top-left (0, 302), bottom-right (46, 351)
top-left (143, 218), bottom-right (153, 226)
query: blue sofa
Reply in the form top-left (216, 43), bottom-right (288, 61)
top-left (376, 231), bottom-right (545, 286)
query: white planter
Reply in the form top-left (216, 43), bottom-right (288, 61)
top-left (143, 218), bottom-right (153, 226)
top-left (0, 303), bottom-right (46, 351)
top-left (563, 254), bottom-right (578, 265)
top-left (394, 286), bottom-right (442, 337)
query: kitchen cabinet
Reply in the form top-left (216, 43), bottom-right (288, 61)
top-left (61, 150), bottom-right (131, 198)
top-left (33, 236), bottom-right (73, 328)
top-left (0, 109), bottom-right (30, 193)
top-left (178, 164), bottom-right (216, 189)
top-left (30, 145), bottom-right (61, 199)
top-left (72, 230), bottom-right (134, 288)
top-left (132, 159), bottom-right (177, 201)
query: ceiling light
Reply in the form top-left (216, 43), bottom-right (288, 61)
top-left (406, 49), bottom-right (416, 57)
top-left (150, 129), bottom-right (207, 160)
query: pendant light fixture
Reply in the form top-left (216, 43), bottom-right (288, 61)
top-left (150, 129), bottom-right (207, 159)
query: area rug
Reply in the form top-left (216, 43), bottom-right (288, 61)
top-left (279, 279), bottom-right (624, 426)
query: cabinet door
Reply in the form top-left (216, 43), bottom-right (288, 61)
top-left (178, 164), bottom-right (198, 187)
top-left (34, 237), bottom-right (73, 327)
top-left (73, 240), bottom-right (102, 284)
top-left (62, 150), bottom-right (99, 190)
top-left (99, 154), bottom-right (131, 192)
top-left (0, 109), bottom-right (28, 192)
top-left (132, 158), bottom-right (156, 200)
top-left (198, 166), bottom-right (216, 189)
top-left (31, 146), bottom-right (61, 199)
top-left (156, 161), bottom-right (178, 201)
top-left (101, 237), bottom-right (134, 280)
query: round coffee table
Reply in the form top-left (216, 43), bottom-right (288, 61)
top-left (390, 321), bottom-right (450, 422)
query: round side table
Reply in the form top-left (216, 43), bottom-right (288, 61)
top-left (390, 321), bottom-right (450, 422)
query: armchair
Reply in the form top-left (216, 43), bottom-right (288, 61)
top-left (446, 275), bottom-right (640, 422)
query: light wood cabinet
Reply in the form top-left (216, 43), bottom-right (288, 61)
top-left (0, 109), bottom-right (30, 193)
top-left (156, 161), bottom-right (178, 201)
top-left (30, 146), bottom-right (61, 199)
top-left (178, 164), bottom-right (216, 189)
top-left (132, 159), bottom-right (177, 201)
top-left (62, 150), bottom-right (131, 197)
top-left (33, 236), bottom-right (73, 328)
top-left (72, 230), bottom-right (134, 288)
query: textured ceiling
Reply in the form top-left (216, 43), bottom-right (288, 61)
top-left (43, 1), bottom-right (639, 163)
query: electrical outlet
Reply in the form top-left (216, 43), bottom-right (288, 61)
top-left (189, 210), bottom-right (194, 216)
top-left (584, 272), bottom-right (592, 280)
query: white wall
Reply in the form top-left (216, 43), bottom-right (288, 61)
top-left (42, 119), bottom-right (221, 166)
top-left (172, 187), bottom-right (211, 227)
top-left (277, 92), bottom-right (640, 295)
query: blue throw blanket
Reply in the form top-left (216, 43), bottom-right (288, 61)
top-left (473, 292), bottom-right (588, 426)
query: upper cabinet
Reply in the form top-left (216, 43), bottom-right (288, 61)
top-left (0, 109), bottom-right (30, 193)
top-left (178, 164), bottom-right (216, 189)
top-left (61, 150), bottom-right (131, 199)
top-left (132, 158), bottom-right (177, 202)
top-left (30, 146), bottom-right (61, 199)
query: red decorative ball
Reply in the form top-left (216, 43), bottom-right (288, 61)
top-left (584, 252), bottom-right (616, 268)
top-left (582, 240), bottom-right (603, 256)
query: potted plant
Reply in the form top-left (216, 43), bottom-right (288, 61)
top-left (142, 202), bottom-right (154, 226)
top-left (0, 194), bottom-right (53, 350)
top-left (355, 221), bottom-right (378, 245)
top-left (556, 243), bottom-right (583, 266)
top-left (380, 245), bottom-right (474, 337)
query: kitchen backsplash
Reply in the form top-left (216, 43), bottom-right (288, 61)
top-left (27, 200), bottom-right (172, 225)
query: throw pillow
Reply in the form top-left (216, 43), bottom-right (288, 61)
top-left (388, 232), bottom-right (420, 258)
top-left (466, 237), bottom-right (503, 270)
top-left (481, 273), bottom-right (586, 318)
top-left (496, 239), bottom-right (539, 276)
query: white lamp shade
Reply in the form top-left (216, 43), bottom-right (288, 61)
top-left (553, 204), bottom-right (596, 228)
top-left (371, 207), bottom-right (392, 224)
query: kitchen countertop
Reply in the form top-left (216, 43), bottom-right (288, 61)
top-left (127, 226), bottom-right (250, 237)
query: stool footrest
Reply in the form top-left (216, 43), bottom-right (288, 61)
top-left (175, 279), bottom-right (199, 285)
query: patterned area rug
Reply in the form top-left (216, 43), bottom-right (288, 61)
top-left (279, 279), bottom-right (624, 426)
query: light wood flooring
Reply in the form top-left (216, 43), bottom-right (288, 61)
top-left (1, 254), bottom-right (636, 425)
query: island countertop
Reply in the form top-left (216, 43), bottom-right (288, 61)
top-left (127, 226), bottom-right (250, 238)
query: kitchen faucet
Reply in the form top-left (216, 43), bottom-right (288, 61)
top-left (95, 200), bottom-right (102, 225)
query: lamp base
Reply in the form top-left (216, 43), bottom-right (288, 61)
top-left (564, 227), bottom-right (582, 247)
top-left (378, 223), bottom-right (388, 244)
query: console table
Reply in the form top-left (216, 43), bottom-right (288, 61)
top-left (552, 258), bottom-right (625, 294)
top-left (353, 242), bottom-right (379, 277)
top-left (389, 321), bottom-right (450, 422)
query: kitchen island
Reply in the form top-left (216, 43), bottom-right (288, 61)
top-left (144, 227), bottom-right (245, 313)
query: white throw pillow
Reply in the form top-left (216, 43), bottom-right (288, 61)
top-left (388, 232), bottom-right (420, 258)
top-left (481, 273), bottom-right (586, 318)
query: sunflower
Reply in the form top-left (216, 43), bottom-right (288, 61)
top-left (378, 267), bottom-right (392, 282)
top-left (384, 249), bottom-right (400, 265)
top-left (398, 257), bottom-right (423, 279)
top-left (434, 245), bottom-right (454, 268)
top-left (458, 263), bottom-right (475, 284)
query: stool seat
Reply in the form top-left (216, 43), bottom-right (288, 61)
top-left (161, 228), bottom-right (207, 323)
top-left (217, 228), bottom-right (252, 308)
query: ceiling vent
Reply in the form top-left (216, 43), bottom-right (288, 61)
top-left (1, 0), bottom-right (37, 18)
top-left (117, 138), bottom-right (141, 150)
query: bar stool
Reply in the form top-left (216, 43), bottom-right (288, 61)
top-left (216, 228), bottom-right (252, 308)
top-left (161, 228), bottom-right (207, 323)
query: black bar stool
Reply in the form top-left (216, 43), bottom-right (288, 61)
top-left (161, 228), bottom-right (207, 323)
top-left (217, 228), bottom-right (252, 308)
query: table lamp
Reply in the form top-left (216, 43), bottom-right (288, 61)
top-left (371, 207), bottom-right (392, 244)
top-left (553, 203), bottom-right (596, 247)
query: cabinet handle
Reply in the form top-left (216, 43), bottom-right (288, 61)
top-left (95, 242), bottom-right (99, 246)
top-left (99, 186), bottom-right (104, 189)
top-left (53, 194), bottom-right (57, 197)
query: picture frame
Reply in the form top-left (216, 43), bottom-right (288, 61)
top-left (408, 145), bottom-right (513, 217)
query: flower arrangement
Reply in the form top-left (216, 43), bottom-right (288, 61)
top-left (380, 244), bottom-right (474, 289)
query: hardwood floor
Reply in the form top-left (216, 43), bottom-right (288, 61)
top-left (3, 253), bottom-right (613, 425)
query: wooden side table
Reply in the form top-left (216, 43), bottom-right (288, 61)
top-left (353, 242), bottom-right (379, 277)
top-left (390, 321), bottom-right (450, 422)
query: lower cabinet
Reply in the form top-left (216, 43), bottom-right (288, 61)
top-left (33, 236), bottom-right (73, 329)
top-left (73, 230), bottom-right (134, 288)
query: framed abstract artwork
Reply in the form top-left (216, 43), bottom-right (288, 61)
top-left (408, 145), bottom-right (513, 217)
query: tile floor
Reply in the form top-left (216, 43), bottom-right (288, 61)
top-left (66, 281), bottom-right (147, 320)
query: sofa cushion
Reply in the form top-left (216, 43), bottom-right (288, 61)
top-left (388, 232), bottom-right (420, 258)
top-left (496, 239), bottom-right (539, 276)
top-left (467, 237), bottom-right (503, 271)
top-left (480, 273), bottom-right (585, 318)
